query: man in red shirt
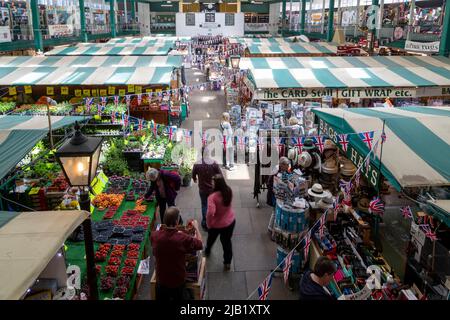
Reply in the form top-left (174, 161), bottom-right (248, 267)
top-left (151, 207), bottom-right (203, 300)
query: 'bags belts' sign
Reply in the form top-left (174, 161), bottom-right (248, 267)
top-left (319, 119), bottom-right (380, 190)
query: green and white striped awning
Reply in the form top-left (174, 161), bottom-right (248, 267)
top-left (312, 107), bottom-right (450, 190)
top-left (243, 56), bottom-right (450, 88)
top-left (107, 36), bottom-right (191, 45)
top-left (45, 44), bottom-right (173, 56)
top-left (0, 55), bottom-right (182, 68)
top-left (0, 66), bottom-right (175, 86)
top-left (0, 116), bottom-right (87, 180)
top-left (230, 37), bottom-right (308, 45)
top-left (246, 43), bottom-right (337, 55)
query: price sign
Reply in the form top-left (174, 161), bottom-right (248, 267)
top-left (83, 89), bottom-right (91, 97)
top-left (75, 89), bottom-right (82, 97)
top-left (46, 87), bottom-right (54, 95)
top-left (24, 86), bottom-right (32, 94)
top-left (108, 86), bottom-right (116, 95)
top-left (91, 89), bottom-right (98, 97)
top-left (61, 86), bottom-right (69, 95)
top-left (135, 86), bottom-right (142, 94)
top-left (146, 88), bottom-right (153, 93)
top-left (119, 89), bottom-right (126, 96)
top-left (100, 89), bottom-right (107, 96)
top-left (127, 84), bottom-right (135, 93)
top-left (9, 87), bottom-right (16, 95)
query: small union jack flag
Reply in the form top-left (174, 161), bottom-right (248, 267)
top-left (319, 213), bottom-right (327, 239)
top-left (101, 97), bottom-right (107, 107)
top-left (111, 111), bottom-right (116, 123)
top-left (313, 136), bottom-right (325, 153)
top-left (151, 122), bottom-right (158, 137)
top-left (365, 154), bottom-right (371, 173)
top-left (137, 94), bottom-right (142, 106)
top-left (138, 118), bottom-right (144, 131)
top-left (333, 198), bottom-right (341, 221)
top-left (200, 131), bottom-right (208, 146)
top-left (339, 179), bottom-right (352, 194)
top-left (237, 136), bottom-right (247, 150)
top-left (369, 197), bottom-right (384, 216)
top-left (184, 130), bottom-right (192, 145)
top-left (122, 114), bottom-right (129, 128)
top-left (381, 131), bottom-right (387, 144)
top-left (304, 230), bottom-right (312, 261)
top-left (419, 224), bottom-right (438, 241)
top-left (125, 95), bottom-right (131, 107)
top-left (97, 104), bottom-right (104, 116)
top-left (292, 137), bottom-right (305, 152)
top-left (166, 126), bottom-right (177, 140)
top-left (283, 251), bottom-right (293, 285)
top-left (85, 97), bottom-right (94, 108)
top-left (114, 96), bottom-right (119, 107)
top-left (401, 206), bottom-right (412, 219)
top-left (258, 136), bottom-right (266, 150)
top-left (354, 168), bottom-right (361, 188)
top-left (257, 274), bottom-right (273, 301)
top-left (338, 134), bottom-right (349, 152)
top-left (359, 131), bottom-right (375, 150)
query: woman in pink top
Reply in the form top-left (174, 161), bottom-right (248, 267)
top-left (205, 174), bottom-right (236, 271)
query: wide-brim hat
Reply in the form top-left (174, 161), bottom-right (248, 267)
top-left (340, 158), bottom-right (356, 176)
top-left (357, 197), bottom-right (370, 213)
top-left (317, 195), bottom-right (336, 209)
top-left (302, 138), bottom-right (316, 150)
top-left (288, 147), bottom-right (299, 165)
top-left (298, 151), bottom-right (312, 168)
top-left (322, 157), bottom-right (339, 174)
top-left (324, 139), bottom-right (337, 151)
top-left (308, 183), bottom-right (331, 198)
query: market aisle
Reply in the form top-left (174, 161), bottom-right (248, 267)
top-left (175, 67), bottom-right (298, 300)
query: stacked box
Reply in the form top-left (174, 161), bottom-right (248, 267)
top-left (275, 200), bottom-right (309, 233)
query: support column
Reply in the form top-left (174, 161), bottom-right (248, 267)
top-left (300, 0), bottom-right (306, 34)
top-left (131, 0), bottom-right (136, 30)
top-left (377, 0), bottom-right (384, 40)
top-left (439, 0), bottom-right (450, 56)
top-left (110, 0), bottom-right (117, 37)
top-left (79, 0), bottom-right (88, 42)
top-left (282, 0), bottom-right (287, 36)
top-left (327, 0), bottom-right (335, 42)
top-left (30, 0), bottom-right (43, 51)
top-left (321, 0), bottom-right (325, 34)
top-left (354, 0), bottom-right (360, 39)
top-left (407, 0), bottom-right (415, 41)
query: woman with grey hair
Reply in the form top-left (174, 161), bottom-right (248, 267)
top-left (221, 112), bottom-right (235, 171)
top-left (266, 156), bottom-right (291, 207)
top-left (145, 167), bottom-right (181, 223)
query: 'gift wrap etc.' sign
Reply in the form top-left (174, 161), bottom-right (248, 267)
top-left (319, 119), bottom-right (380, 190)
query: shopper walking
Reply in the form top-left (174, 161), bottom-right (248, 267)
top-left (151, 207), bottom-right (203, 301)
top-left (220, 112), bottom-right (235, 170)
top-left (192, 146), bottom-right (222, 231)
top-left (205, 175), bottom-right (236, 271)
top-left (145, 168), bottom-right (181, 224)
top-left (299, 256), bottom-right (337, 301)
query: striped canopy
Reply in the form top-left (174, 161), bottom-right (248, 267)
top-left (45, 44), bottom-right (173, 56)
top-left (231, 37), bottom-right (307, 45)
top-left (107, 36), bottom-right (191, 45)
top-left (0, 66), bottom-right (175, 86)
top-left (0, 116), bottom-right (87, 180)
top-left (312, 107), bottom-right (450, 190)
top-left (243, 56), bottom-right (450, 88)
top-left (0, 55), bottom-right (182, 68)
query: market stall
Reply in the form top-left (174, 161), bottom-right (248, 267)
top-left (45, 43), bottom-right (174, 56)
top-left (0, 210), bottom-right (89, 300)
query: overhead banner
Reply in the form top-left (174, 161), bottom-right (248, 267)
top-left (256, 88), bottom-right (334, 100)
top-left (404, 40), bottom-right (440, 53)
top-left (337, 87), bottom-right (416, 99)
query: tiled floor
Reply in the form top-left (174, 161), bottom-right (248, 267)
top-left (136, 67), bottom-right (297, 300)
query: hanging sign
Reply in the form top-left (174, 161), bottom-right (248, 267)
top-left (127, 84), bottom-right (135, 93)
top-left (338, 87), bottom-right (416, 99)
top-left (256, 88), bottom-right (334, 100)
top-left (61, 86), bottom-right (69, 95)
top-left (108, 86), bottom-right (116, 95)
top-left (319, 119), bottom-right (380, 190)
top-left (146, 89), bottom-right (152, 93)
top-left (91, 89), bottom-right (98, 97)
top-left (119, 89), bottom-right (126, 96)
top-left (405, 40), bottom-right (440, 53)
top-left (46, 87), bottom-right (54, 95)
top-left (100, 89), bottom-right (107, 96)
top-left (75, 89), bottom-right (82, 97)
top-left (9, 87), bottom-right (16, 96)
top-left (83, 89), bottom-right (91, 97)
top-left (135, 86), bottom-right (142, 94)
top-left (24, 86), bottom-right (32, 94)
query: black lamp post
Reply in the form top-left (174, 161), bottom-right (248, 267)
top-left (55, 121), bottom-right (103, 300)
top-left (230, 55), bottom-right (241, 70)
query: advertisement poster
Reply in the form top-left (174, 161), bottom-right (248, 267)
top-left (48, 24), bottom-right (74, 36)
top-left (341, 10), bottom-right (357, 26)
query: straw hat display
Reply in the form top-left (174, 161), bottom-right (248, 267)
top-left (323, 139), bottom-right (338, 159)
top-left (302, 138), bottom-right (316, 151)
top-left (288, 147), bottom-right (299, 166)
top-left (317, 195), bottom-right (336, 210)
top-left (357, 197), bottom-right (370, 213)
top-left (340, 157), bottom-right (356, 176)
top-left (308, 183), bottom-right (331, 199)
top-left (298, 151), bottom-right (312, 168)
top-left (321, 157), bottom-right (339, 174)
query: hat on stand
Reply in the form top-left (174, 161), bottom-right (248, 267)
top-left (288, 147), bottom-right (299, 166)
top-left (322, 157), bottom-right (339, 174)
top-left (357, 197), bottom-right (370, 213)
top-left (317, 195), bottom-right (335, 210)
top-left (308, 183), bottom-right (331, 199)
top-left (298, 151), bottom-right (312, 168)
top-left (302, 138), bottom-right (316, 151)
top-left (323, 140), bottom-right (338, 159)
top-left (340, 157), bottom-right (356, 176)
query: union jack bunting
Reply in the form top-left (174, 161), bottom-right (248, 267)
top-left (258, 136), bottom-right (266, 150)
top-left (237, 136), bottom-right (247, 150)
top-left (125, 95), bottom-right (131, 107)
top-left (338, 134), bottom-right (349, 152)
top-left (122, 114), bottom-right (129, 128)
top-left (333, 199), bottom-right (340, 221)
top-left (138, 118), bottom-right (144, 131)
top-left (401, 206), bottom-right (413, 219)
top-left (85, 97), bottom-right (94, 108)
top-left (292, 137), bottom-right (305, 152)
top-left (365, 154), bottom-right (371, 173)
top-left (304, 230), bottom-right (312, 261)
top-left (137, 94), bottom-right (142, 106)
top-left (200, 131), bottom-right (208, 146)
top-left (313, 135), bottom-right (325, 153)
top-left (166, 126), bottom-right (177, 140)
top-left (151, 122), bottom-right (158, 137)
top-left (111, 111), bottom-right (116, 123)
top-left (283, 251), bottom-right (293, 285)
top-left (369, 197), bottom-right (384, 216)
top-left (319, 213), bottom-right (327, 239)
top-left (97, 105), bottom-right (104, 116)
top-left (359, 131), bottom-right (375, 150)
top-left (419, 224), bottom-right (438, 241)
top-left (371, 140), bottom-right (380, 160)
top-left (101, 97), bottom-right (107, 107)
top-left (257, 274), bottom-right (273, 301)
top-left (354, 168), bottom-right (361, 188)
top-left (114, 96), bottom-right (119, 107)
top-left (339, 179), bottom-right (352, 194)
top-left (184, 130), bottom-right (192, 145)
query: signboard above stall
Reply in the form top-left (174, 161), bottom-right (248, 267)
top-left (405, 40), bottom-right (440, 53)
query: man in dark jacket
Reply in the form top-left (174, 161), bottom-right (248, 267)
top-left (299, 256), bottom-right (337, 301)
top-left (145, 168), bottom-right (181, 224)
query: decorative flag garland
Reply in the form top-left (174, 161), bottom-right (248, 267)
top-left (184, 130), bottom-right (192, 145)
top-left (237, 136), bottom-right (247, 150)
top-left (283, 251), bottom-right (293, 285)
top-left (111, 111), bottom-right (116, 124)
top-left (114, 96), bottom-right (119, 107)
top-left (292, 137), bottom-right (305, 152)
top-left (303, 230), bottom-right (312, 261)
top-left (138, 118), bottom-right (144, 131)
top-left (401, 206), bottom-right (412, 219)
top-left (338, 134), bottom-right (349, 152)
top-left (313, 135), bottom-right (325, 153)
top-left (257, 274), bottom-right (273, 301)
top-left (359, 131), bottom-right (375, 150)
top-left (166, 126), bottom-right (177, 141)
top-left (319, 213), bottom-right (327, 239)
top-left (419, 224), bottom-right (438, 241)
top-left (369, 197), bottom-right (384, 216)
top-left (137, 94), bottom-right (142, 106)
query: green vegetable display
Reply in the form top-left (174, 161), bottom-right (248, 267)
top-left (0, 102), bottom-right (16, 114)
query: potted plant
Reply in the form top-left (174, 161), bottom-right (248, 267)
top-left (172, 145), bottom-right (197, 187)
